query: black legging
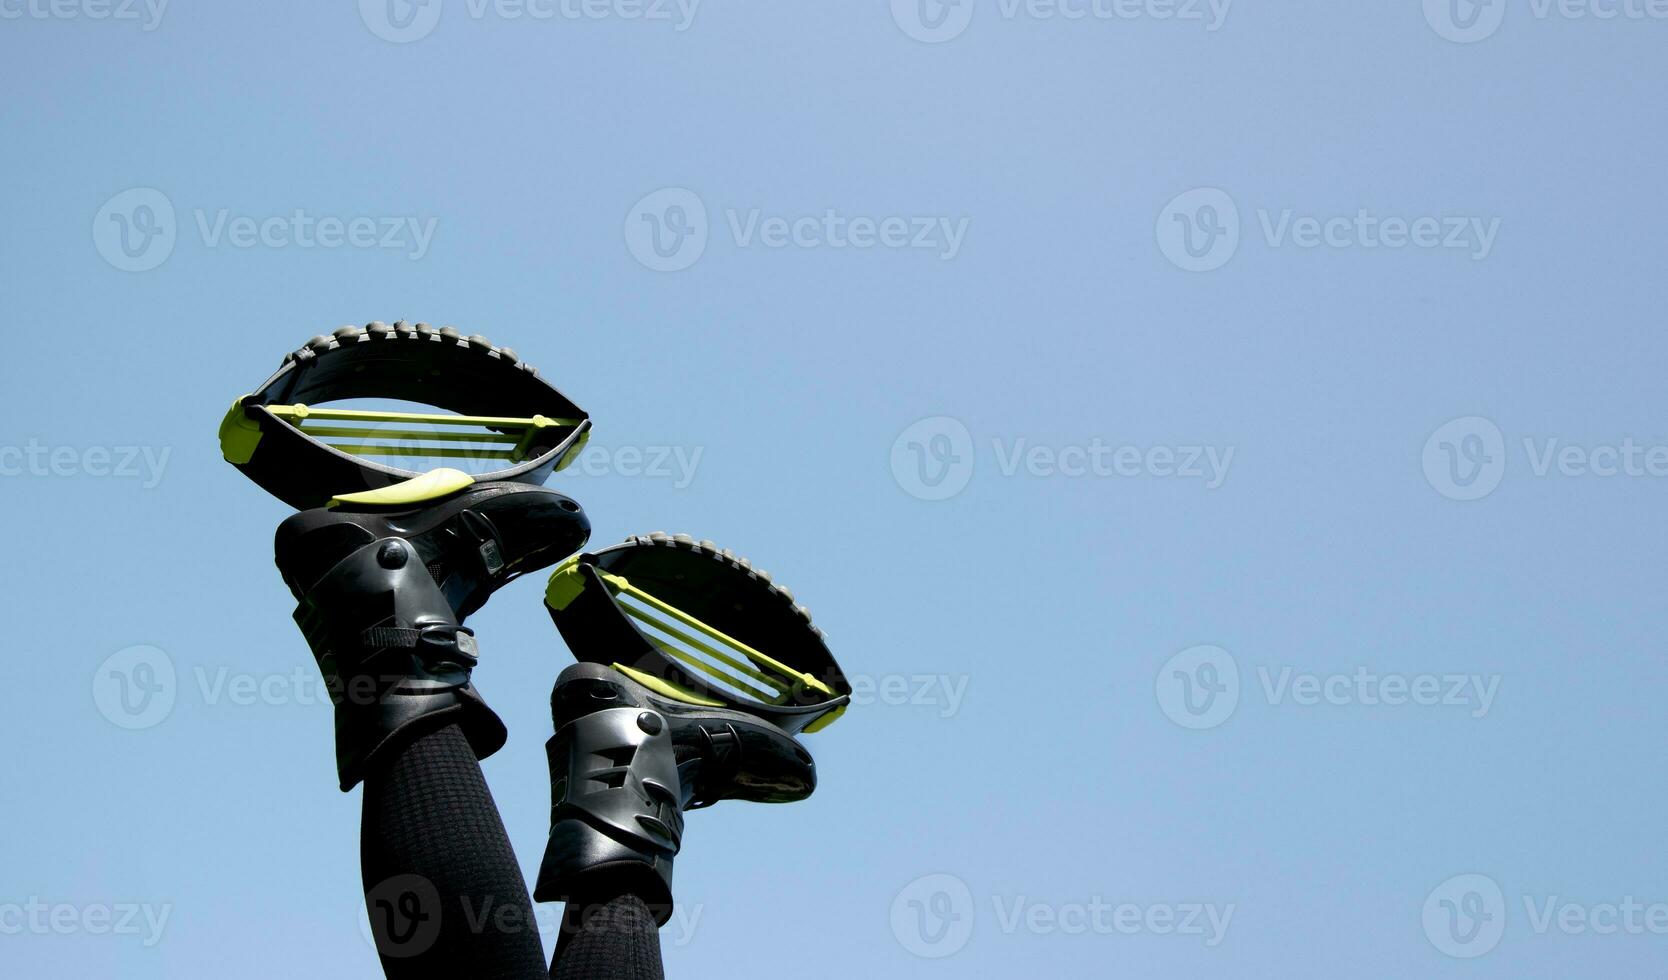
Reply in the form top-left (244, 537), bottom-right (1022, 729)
top-left (360, 724), bottom-right (664, 979)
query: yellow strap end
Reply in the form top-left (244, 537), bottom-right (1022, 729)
top-left (328, 467), bottom-right (475, 508)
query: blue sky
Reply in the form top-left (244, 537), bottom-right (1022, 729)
top-left (2, 1), bottom-right (1666, 976)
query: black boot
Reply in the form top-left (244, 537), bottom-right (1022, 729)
top-left (532, 662), bottom-right (817, 922)
top-left (274, 478), bottom-right (590, 790)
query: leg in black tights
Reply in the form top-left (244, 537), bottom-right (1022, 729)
top-left (549, 893), bottom-right (666, 980)
top-left (360, 724), bottom-right (548, 979)
top-left (358, 723), bottom-right (666, 980)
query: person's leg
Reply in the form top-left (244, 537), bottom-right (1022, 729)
top-left (281, 499), bottom-right (534, 976)
top-left (358, 718), bottom-right (669, 980)
top-left (361, 723), bottom-right (548, 979)
top-left (268, 479), bottom-right (593, 977)
top-left (549, 893), bottom-right (666, 980)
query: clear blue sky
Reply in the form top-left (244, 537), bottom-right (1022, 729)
top-left (3, 2), bottom-right (1666, 977)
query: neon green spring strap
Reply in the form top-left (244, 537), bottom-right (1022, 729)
top-left (267, 404), bottom-right (581, 463)
top-left (598, 571), bottom-right (834, 705)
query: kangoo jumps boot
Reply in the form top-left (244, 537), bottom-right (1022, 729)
top-left (274, 472), bottom-right (590, 790)
top-left (532, 662), bottom-right (817, 922)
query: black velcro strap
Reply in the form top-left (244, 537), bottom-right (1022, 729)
top-left (360, 626), bottom-right (481, 662)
